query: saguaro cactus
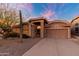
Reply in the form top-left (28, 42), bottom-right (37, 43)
top-left (19, 10), bottom-right (23, 42)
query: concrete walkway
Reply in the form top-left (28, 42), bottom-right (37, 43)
top-left (23, 38), bottom-right (79, 56)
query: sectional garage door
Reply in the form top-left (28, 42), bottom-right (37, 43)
top-left (47, 29), bottom-right (68, 39)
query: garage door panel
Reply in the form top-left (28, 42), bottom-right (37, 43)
top-left (47, 29), bottom-right (68, 39)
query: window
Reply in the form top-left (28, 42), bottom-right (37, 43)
top-left (75, 27), bottom-right (78, 33)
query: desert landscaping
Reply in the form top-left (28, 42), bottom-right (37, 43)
top-left (0, 38), bottom-right (41, 56)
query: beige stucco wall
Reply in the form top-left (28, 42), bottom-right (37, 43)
top-left (49, 22), bottom-right (68, 29)
top-left (23, 24), bottom-right (29, 36)
top-left (12, 24), bottom-right (30, 36)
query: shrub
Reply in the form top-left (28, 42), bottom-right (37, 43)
top-left (3, 32), bottom-right (30, 38)
top-left (3, 32), bottom-right (19, 38)
top-left (22, 34), bottom-right (30, 38)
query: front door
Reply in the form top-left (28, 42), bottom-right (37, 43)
top-left (32, 22), bottom-right (41, 38)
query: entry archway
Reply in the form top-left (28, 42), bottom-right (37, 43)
top-left (28, 17), bottom-right (48, 38)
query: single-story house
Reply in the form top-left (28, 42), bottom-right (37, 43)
top-left (12, 17), bottom-right (71, 39)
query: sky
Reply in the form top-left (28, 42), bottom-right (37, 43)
top-left (1, 3), bottom-right (79, 21)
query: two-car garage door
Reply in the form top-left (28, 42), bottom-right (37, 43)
top-left (47, 29), bottom-right (68, 39)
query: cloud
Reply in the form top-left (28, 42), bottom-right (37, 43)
top-left (15, 3), bottom-right (33, 13)
top-left (15, 3), bottom-right (33, 18)
top-left (41, 4), bottom-right (58, 20)
top-left (41, 10), bottom-right (54, 19)
top-left (3, 3), bottom-right (33, 14)
top-left (41, 9), bottom-right (58, 21)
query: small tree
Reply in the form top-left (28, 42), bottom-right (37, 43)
top-left (0, 4), bottom-right (20, 38)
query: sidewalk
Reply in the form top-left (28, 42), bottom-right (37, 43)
top-left (23, 38), bottom-right (79, 56)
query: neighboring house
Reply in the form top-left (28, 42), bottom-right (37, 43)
top-left (12, 17), bottom-right (72, 39)
top-left (71, 17), bottom-right (79, 36)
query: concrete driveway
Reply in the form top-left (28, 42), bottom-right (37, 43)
top-left (23, 38), bottom-right (79, 56)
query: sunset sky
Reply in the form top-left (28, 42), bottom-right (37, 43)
top-left (1, 3), bottom-right (79, 21)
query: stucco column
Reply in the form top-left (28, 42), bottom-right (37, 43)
top-left (29, 22), bottom-right (32, 37)
top-left (68, 27), bottom-right (71, 39)
top-left (40, 20), bottom-right (44, 38)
